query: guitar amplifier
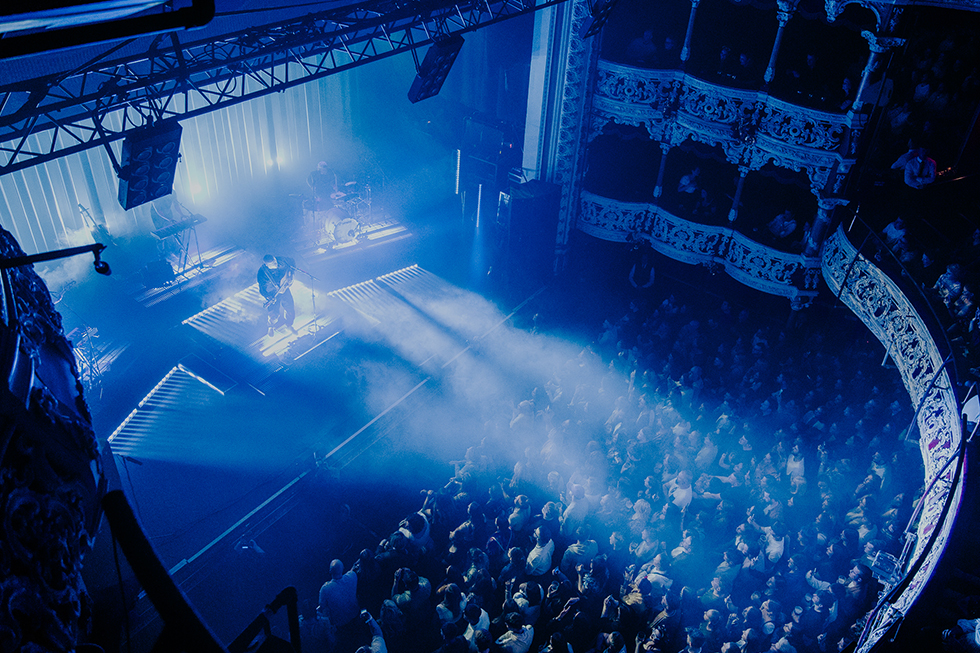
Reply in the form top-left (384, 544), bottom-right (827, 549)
top-left (141, 260), bottom-right (175, 288)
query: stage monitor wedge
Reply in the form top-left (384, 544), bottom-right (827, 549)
top-left (117, 121), bottom-right (183, 211)
top-left (408, 34), bottom-right (464, 104)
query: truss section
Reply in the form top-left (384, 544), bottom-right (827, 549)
top-left (0, 0), bottom-right (568, 175)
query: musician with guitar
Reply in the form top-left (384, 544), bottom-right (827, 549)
top-left (258, 255), bottom-right (298, 337)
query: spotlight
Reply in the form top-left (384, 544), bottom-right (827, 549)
top-left (93, 250), bottom-right (111, 275)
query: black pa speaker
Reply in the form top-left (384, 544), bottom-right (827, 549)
top-left (140, 260), bottom-right (175, 288)
top-left (408, 35), bottom-right (464, 103)
top-left (118, 122), bottom-right (183, 211)
top-left (495, 180), bottom-right (561, 288)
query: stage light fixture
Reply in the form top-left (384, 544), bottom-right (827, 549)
top-left (117, 121), bottom-right (183, 210)
top-left (93, 251), bottom-right (111, 275)
top-left (580, 0), bottom-right (622, 39)
top-left (407, 34), bottom-right (464, 103)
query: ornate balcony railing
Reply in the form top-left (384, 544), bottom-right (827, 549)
top-left (590, 61), bottom-right (858, 195)
top-left (822, 226), bottom-right (965, 652)
top-left (579, 191), bottom-right (821, 303)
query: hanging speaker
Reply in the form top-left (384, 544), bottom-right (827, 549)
top-left (117, 121), bottom-right (183, 210)
top-left (407, 34), bottom-right (464, 104)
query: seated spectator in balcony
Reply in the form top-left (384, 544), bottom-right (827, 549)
top-left (659, 36), bottom-right (679, 67)
top-left (767, 211), bottom-right (797, 240)
top-left (934, 263), bottom-right (965, 306)
top-left (954, 229), bottom-right (980, 264)
top-left (836, 77), bottom-right (855, 111)
top-left (678, 168), bottom-right (701, 196)
top-left (881, 218), bottom-right (906, 249)
top-left (953, 287), bottom-right (976, 321)
top-left (626, 30), bottom-right (658, 66)
top-left (886, 102), bottom-right (913, 136)
top-left (692, 189), bottom-right (718, 222)
top-left (942, 613), bottom-right (980, 652)
top-left (787, 53), bottom-right (827, 100)
top-left (737, 53), bottom-right (759, 81)
top-left (717, 46), bottom-right (737, 81)
top-left (891, 147), bottom-right (937, 189)
top-left (912, 72), bottom-right (932, 105)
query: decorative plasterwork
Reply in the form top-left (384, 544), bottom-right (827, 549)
top-left (0, 226), bottom-right (104, 651)
top-left (825, 0), bottom-right (909, 31)
top-left (590, 61), bottom-right (853, 194)
top-left (822, 226), bottom-right (963, 653)
top-left (579, 191), bottom-right (821, 302)
top-left (551, 0), bottom-right (598, 273)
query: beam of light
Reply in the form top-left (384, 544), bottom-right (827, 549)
top-left (177, 363), bottom-right (227, 396)
top-left (173, 469), bottom-right (311, 574)
top-left (366, 225), bottom-right (407, 240)
top-left (455, 149), bottom-right (461, 195)
top-left (476, 183), bottom-right (482, 230)
top-left (470, 195), bottom-right (487, 289)
top-left (108, 366), bottom-right (180, 442)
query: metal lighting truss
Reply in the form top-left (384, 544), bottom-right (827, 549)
top-left (0, 0), bottom-right (568, 175)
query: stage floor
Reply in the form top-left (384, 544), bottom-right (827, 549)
top-left (88, 221), bottom-right (559, 647)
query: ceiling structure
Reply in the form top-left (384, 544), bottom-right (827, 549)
top-left (0, 0), bottom-right (569, 176)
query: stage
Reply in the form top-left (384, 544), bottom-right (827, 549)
top-left (85, 216), bottom-right (565, 645)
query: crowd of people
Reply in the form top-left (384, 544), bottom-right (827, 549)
top-left (304, 286), bottom-right (924, 653)
top-left (877, 215), bottom-right (980, 374)
top-left (877, 25), bottom-right (980, 168)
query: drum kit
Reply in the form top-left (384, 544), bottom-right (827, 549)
top-left (309, 180), bottom-right (372, 247)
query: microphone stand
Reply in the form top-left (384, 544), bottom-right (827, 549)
top-left (291, 265), bottom-right (319, 336)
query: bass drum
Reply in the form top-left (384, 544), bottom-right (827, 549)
top-left (322, 206), bottom-right (350, 237)
top-left (333, 216), bottom-right (360, 244)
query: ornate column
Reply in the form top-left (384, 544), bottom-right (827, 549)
top-left (852, 30), bottom-right (905, 111)
top-left (680, 0), bottom-right (701, 63)
top-left (728, 166), bottom-right (749, 223)
top-left (804, 196), bottom-right (849, 257)
top-left (533, 0), bottom-right (597, 274)
top-left (654, 143), bottom-right (670, 198)
top-left (764, 0), bottom-right (798, 84)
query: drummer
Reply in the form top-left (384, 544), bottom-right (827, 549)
top-left (307, 161), bottom-right (338, 211)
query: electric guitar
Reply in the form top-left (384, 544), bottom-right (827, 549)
top-left (263, 269), bottom-right (293, 309)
